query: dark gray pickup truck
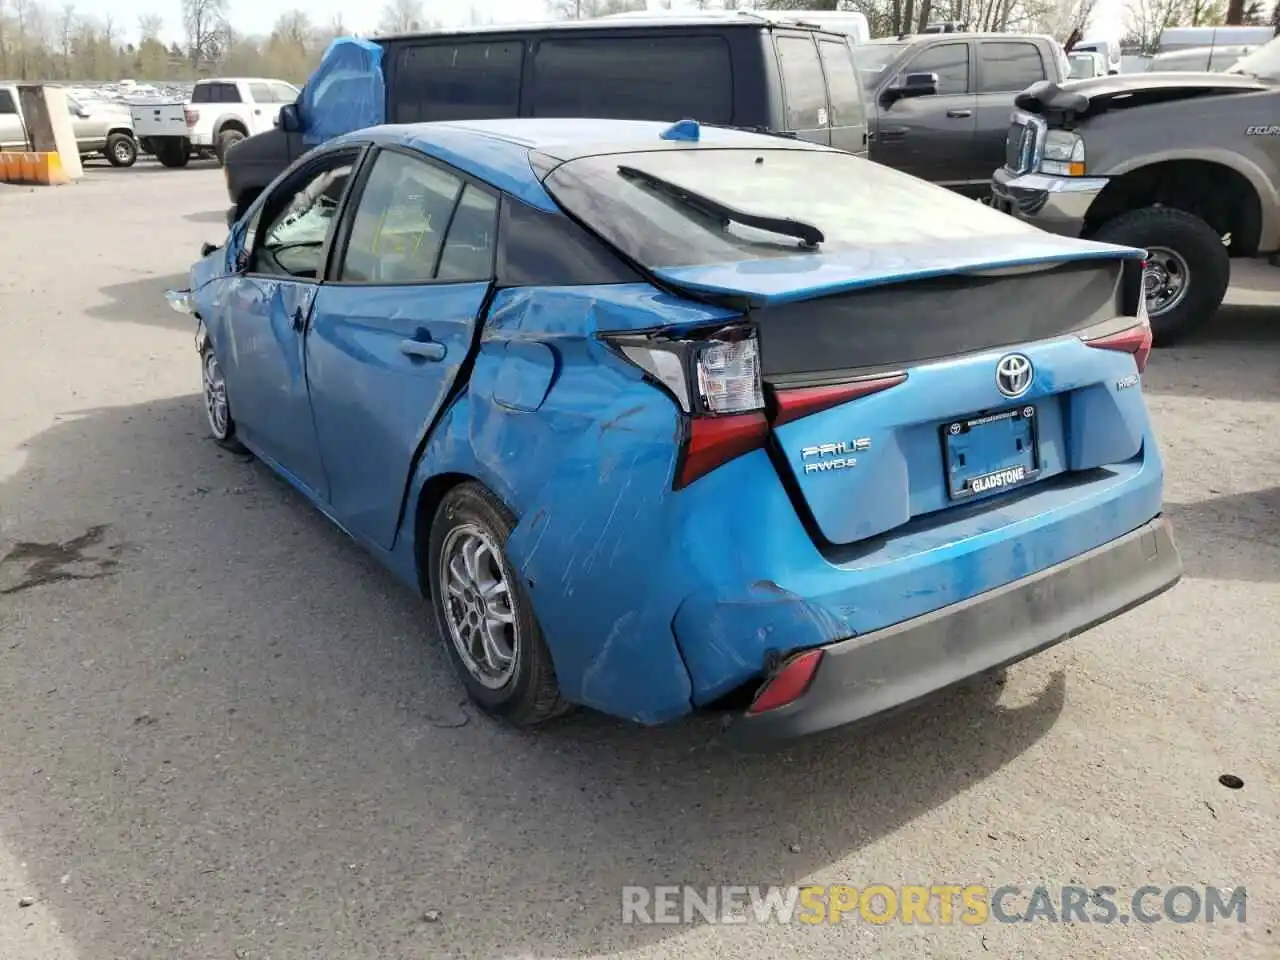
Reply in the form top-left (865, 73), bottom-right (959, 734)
top-left (858, 31), bottom-right (1070, 198)
top-left (992, 37), bottom-right (1280, 341)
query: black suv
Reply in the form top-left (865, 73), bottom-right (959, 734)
top-left (223, 14), bottom-right (871, 223)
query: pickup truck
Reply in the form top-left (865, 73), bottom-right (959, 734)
top-left (991, 35), bottom-right (1279, 341)
top-left (133, 76), bottom-right (300, 168)
top-left (856, 32), bottom-right (1070, 198)
top-left (0, 83), bottom-right (138, 166)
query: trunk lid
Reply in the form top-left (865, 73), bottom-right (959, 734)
top-left (660, 245), bottom-right (1144, 548)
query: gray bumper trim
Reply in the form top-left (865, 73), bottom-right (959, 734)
top-left (727, 517), bottom-right (1182, 745)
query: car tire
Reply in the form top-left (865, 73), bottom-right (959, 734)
top-left (215, 129), bottom-right (246, 167)
top-left (155, 139), bottom-right (190, 168)
top-left (1090, 206), bottom-right (1230, 345)
top-left (105, 132), bottom-right (137, 168)
top-left (427, 482), bottom-right (571, 728)
top-left (200, 344), bottom-right (248, 454)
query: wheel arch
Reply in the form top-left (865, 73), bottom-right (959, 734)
top-left (106, 126), bottom-right (134, 139)
top-left (214, 116), bottom-right (250, 138)
top-left (1084, 157), bottom-right (1266, 257)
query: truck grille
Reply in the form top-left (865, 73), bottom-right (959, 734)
top-left (1004, 120), bottom-right (1036, 175)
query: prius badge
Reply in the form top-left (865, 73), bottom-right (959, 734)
top-left (801, 439), bottom-right (870, 474)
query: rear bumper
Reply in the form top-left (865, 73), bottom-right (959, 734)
top-left (990, 168), bottom-right (1107, 238)
top-left (725, 516), bottom-right (1181, 745)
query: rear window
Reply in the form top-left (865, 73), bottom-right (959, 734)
top-left (542, 147), bottom-right (1031, 269)
top-left (392, 41), bottom-right (524, 122)
top-left (529, 36), bottom-right (733, 124)
top-left (191, 82), bottom-right (242, 104)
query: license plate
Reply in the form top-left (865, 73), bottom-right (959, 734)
top-left (941, 405), bottom-right (1040, 500)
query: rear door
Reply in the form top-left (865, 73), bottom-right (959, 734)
top-left (973, 40), bottom-right (1049, 185)
top-left (305, 148), bottom-right (499, 547)
top-left (873, 40), bottom-right (977, 187)
top-left (774, 33), bottom-right (831, 145)
top-left (525, 33), bottom-right (735, 125)
top-left (816, 36), bottom-right (869, 155)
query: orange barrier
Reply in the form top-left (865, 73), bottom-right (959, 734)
top-left (0, 151), bottom-right (70, 185)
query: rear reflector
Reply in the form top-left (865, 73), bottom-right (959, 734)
top-left (1083, 320), bottom-right (1152, 374)
top-left (747, 648), bottom-right (824, 715)
top-left (676, 411), bottom-right (769, 489)
top-left (770, 373), bottom-right (908, 426)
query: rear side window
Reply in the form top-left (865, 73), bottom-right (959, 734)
top-left (530, 36), bottom-right (733, 124)
top-left (776, 36), bottom-right (827, 128)
top-left (0, 90), bottom-right (15, 114)
top-left (817, 39), bottom-right (865, 128)
top-left (903, 42), bottom-right (970, 95)
top-left (392, 41), bottom-right (524, 122)
top-left (977, 42), bottom-right (1046, 93)
top-left (191, 82), bottom-right (242, 104)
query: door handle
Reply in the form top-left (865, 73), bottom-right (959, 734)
top-left (880, 128), bottom-right (907, 141)
top-left (290, 306), bottom-right (305, 332)
top-left (400, 338), bottom-right (446, 362)
top-left (254, 108), bottom-right (262, 115)
top-left (946, 109), bottom-right (973, 118)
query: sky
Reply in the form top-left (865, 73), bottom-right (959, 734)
top-left (88, 0), bottom-right (1127, 52)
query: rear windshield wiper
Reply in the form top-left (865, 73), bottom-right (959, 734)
top-left (616, 164), bottom-right (824, 249)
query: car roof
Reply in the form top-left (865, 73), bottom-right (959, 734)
top-left (335, 118), bottom-right (834, 212)
top-left (373, 13), bottom-right (830, 43)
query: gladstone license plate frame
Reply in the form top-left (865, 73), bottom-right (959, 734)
top-left (941, 404), bottom-right (1041, 501)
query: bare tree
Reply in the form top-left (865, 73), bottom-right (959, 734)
top-left (181, 0), bottom-right (229, 67)
top-left (546, 0), bottom-right (648, 17)
top-left (378, 0), bottom-right (424, 33)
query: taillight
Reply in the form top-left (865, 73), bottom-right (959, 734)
top-left (603, 323), bottom-right (768, 488)
top-left (769, 373), bottom-right (908, 426)
top-left (184, 107), bottom-right (199, 127)
top-left (1083, 294), bottom-right (1153, 375)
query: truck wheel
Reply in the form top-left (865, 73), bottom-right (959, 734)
top-left (105, 132), bottom-right (137, 168)
top-left (155, 139), bottom-right (190, 168)
top-left (215, 129), bottom-right (246, 167)
top-left (1090, 207), bottom-right (1230, 344)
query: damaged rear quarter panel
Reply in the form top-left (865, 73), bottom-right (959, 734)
top-left (398, 283), bottom-right (742, 724)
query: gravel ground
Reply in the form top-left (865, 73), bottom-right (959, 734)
top-left (0, 166), bottom-right (1277, 960)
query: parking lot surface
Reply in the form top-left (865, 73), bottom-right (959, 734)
top-left (0, 166), bottom-right (1277, 960)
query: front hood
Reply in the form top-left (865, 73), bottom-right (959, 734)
top-left (651, 233), bottom-right (1142, 306)
top-left (1015, 72), bottom-right (1270, 120)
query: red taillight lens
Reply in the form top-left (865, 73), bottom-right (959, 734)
top-left (1083, 319), bottom-right (1152, 374)
top-left (747, 649), bottom-right (824, 715)
top-left (184, 107), bottom-right (199, 126)
top-left (676, 411), bottom-right (769, 489)
top-left (769, 373), bottom-right (908, 426)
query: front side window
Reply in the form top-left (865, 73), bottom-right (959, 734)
top-left (248, 82), bottom-right (274, 104)
top-left (977, 42), bottom-right (1046, 93)
top-left (903, 42), bottom-right (970, 96)
top-left (270, 82), bottom-right (301, 103)
top-left (776, 35), bottom-right (828, 128)
top-left (338, 151), bottom-right (466, 284)
top-left (250, 159), bottom-right (354, 279)
top-left (529, 36), bottom-right (732, 124)
top-left (0, 91), bottom-right (15, 114)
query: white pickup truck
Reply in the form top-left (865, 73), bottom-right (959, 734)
top-left (130, 76), bottom-right (300, 168)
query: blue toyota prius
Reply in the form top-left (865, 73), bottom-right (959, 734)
top-left (170, 118), bottom-right (1182, 741)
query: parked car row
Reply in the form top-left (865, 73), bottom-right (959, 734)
top-left (0, 76), bottom-right (297, 170)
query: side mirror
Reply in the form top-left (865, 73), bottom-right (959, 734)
top-left (279, 102), bottom-right (301, 133)
top-left (881, 71), bottom-right (940, 106)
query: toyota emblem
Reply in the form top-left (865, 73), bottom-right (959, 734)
top-left (996, 353), bottom-right (1034, 398)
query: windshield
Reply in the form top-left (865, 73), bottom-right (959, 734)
top-left (856, 42), bottom-right (907, 87)
top-left (1226, 35), bottom-right (1280, 80)
top-left (542, 147), bottom-right (1035, 269)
